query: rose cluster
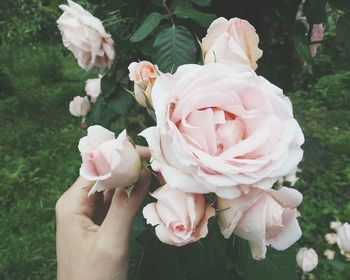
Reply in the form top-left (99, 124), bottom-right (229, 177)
top-left (133, 18), bottom-right (304, 259)
top-left (58, 1), bottom-right (305, 261)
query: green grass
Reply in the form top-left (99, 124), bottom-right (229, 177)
top-left (291, 72), bottom-right (350, 279)
top-left (0, 44), bottom-right (86, 279)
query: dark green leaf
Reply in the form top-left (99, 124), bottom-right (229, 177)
top-left (152, 25), bottom-right (197, 72)
top-left (190, 0), bottom-right (212, 6)
top-left (336, 13), bottom-right (350, 53)
top-left (174, 6), bottom-right (216, 27)
top-left (150, 0), bottom-right (163, 7)
top-left (303, 0), bottom-right (327, 24)
top-left (101, 63), bottom-right (118, 98)
top-left (107, 89), bottom-right (133, 115)
top-left (130, 12), bottom-right (164, 42)
top-left (330, 0), bottom-right (350, 12)
top-left (234, 238), bottom-right (297, 280)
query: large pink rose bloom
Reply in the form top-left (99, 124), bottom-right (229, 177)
top-left (140, 63), bottom-right (304, 199)
top-left (143, 185), bottom-right (215, 246)
top-left (217, 187), bottom-right (303, 260)
top-left (57, 0), bottom-right (115, 71)
top-left (79, 125), bottom-right (141, 195)
top-left (201, 17), bottom-right (263, 70)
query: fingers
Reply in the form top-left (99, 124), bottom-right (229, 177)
top-left (98, 170), bottom-right (151, 246)
top-left (136, 145), bottom-right (151, 161)
top-left (55, 177), bottom-right (98, 219)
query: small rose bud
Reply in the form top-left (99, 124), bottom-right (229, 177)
top-left (69, 96), bottom-right (91, 117)
top-left (85, 77), bottom-right (101, 103)
top-left (325, 233), bottom-right (338, 245)
top-left (128, 61), bottom-right (160, 107)
top-left (296, 247), bottom-right (318, 272)
top-left (324, 249), bottom-right (335, 260)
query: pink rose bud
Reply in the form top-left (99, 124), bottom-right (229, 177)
top-left (337, 223), bottom-right (350, 253)
top-left (57, 0), bottom-right (115, 71)
top-left (296, 247), bottom-right (318, 272)
top-left (128, 61), bottom-right (160, 107)
top-left (325, 233), bottom-right (338, 245)
top-left (85, 77), bottom-right (101, 103)
top-left (217, 187), bottom-right (302, 260)
top-left (330, 221), bottom-right (342, 230)
top-left (78, 126), bottom-right (141, 195)
top-left (142, 185), bottom-right (215, 247)
top-left (324, 249), bottom-right (335, 260)
top-left (69, 96), bottom-right (91, 117)
top-left (140, 63), bottom-right (304, 199)
top-left (201, 17), bottom-right (263, 70)
top-left (309, 24), bottom-right (325, 57)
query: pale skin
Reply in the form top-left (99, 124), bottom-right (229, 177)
top-left (56, 147), bottom-right (151, 280)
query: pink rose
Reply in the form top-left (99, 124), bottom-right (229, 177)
top-left (201, 17), bottom-right (263, 70)
top-left (337, 223), bottom-right (350, 253)
top-left (69, 96), bottom-right (91, 117)
top-left (57, 0), bottom-right (115, 71)
top-left (140, 63), bottom-right (304, 199)
top-left (309, 24), bottom-right (325, 57)
top-left (85, 77), bottom-right (101, 103)
top-left (217, 187), bottom-right (302, 260)
top-left (142, 185), bottom-right (215, 246)
top-left (128, 61), bottom-right (160, 107)
top-left (78, 125), bottom-right (142, 195)
top-left (296, 247), bottom-right (318, 272)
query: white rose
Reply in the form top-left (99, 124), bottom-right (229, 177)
top-left (57, 0), bottom-right (115, 71)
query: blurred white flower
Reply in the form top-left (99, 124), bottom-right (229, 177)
top-left (337, 223), bottom-right (350, 253)
top-left (330, 221), bottom-right (342, 230)
top-left (85, 77), bottom-right (101, 103)
top-left (296, 247), bottom-right (318, 272)
top-left (324, 249), bottom-right (335, 260)
top-left (69, 96), bottom-right (91, 117)
top-left (325, 233), bottom-right (338, 245)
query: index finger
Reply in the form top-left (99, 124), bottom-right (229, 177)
top-left (55, 177), bottom-right (98, 219)
top-left (136, 145), bottom-right (151, 161)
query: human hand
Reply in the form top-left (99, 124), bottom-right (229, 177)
top-left (56, 147), bottom-right (151, 280)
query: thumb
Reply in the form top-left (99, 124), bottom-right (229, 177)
top-left (98, 170), bottom-right (151, 247)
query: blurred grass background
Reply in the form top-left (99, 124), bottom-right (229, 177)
top-left (0, 0), bottom-right (350, 279)
top-left (0, 44), bottom-right (86, 279)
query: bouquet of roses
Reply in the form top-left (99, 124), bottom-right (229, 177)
top-left (57, 0), bottom-right (305, 278)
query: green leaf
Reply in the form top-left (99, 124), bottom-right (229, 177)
top-left (303, 0), bottom-right (327, 24)
top-left (152, 25), bottom-right (197, 72)
top-left (330, 0), bottom-right (350, 12)
top-left (130, 13), bottom-right (164, 42)
top-left (190, 0), bottom-right (212, 6)
top-left (336, 13), bottom-right (350, 53)
top-left (101, 63), bottom-right (118, 98)
top-left (234, 238), bottom-right (297, 280)
top-left (174, 6), bottom-right (216, 27)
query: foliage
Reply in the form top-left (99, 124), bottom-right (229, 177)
top-left (0, 44), bottom-right (87, 279)
top-left (291, 71), bottom-right (350, 279)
